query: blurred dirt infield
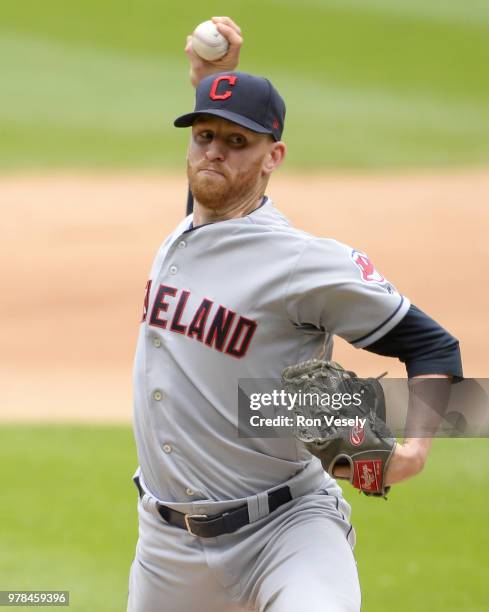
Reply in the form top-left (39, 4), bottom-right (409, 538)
top-left (1, 171), bottom-right (488, 422)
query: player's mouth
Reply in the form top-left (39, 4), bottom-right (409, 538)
top-left (198, 167), bottom-right (226, 177)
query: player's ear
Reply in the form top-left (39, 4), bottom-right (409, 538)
top-left (262, 141), bottom-right (286, 176)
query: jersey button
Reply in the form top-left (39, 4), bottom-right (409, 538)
top-left (185, 488), bottom-right (195, 496)
top-left (152, 390), bottom-right (163, 401)
top-left (178, 240), bottom-right (187, 249)
top-left (152, 337), bottom-right (162, 348)
top-left (163, 444), bottom-right (172, 454)
top-left (169, 265), bottom-right (178, 275)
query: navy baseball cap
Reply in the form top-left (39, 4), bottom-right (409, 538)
top-left (174, 71), bottom-right (286, 141)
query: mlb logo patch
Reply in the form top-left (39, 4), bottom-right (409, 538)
top-left (351, 250), bottom-right (385, 283)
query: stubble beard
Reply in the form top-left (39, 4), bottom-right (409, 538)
top-left (187, 156), bottom-right (265, 212)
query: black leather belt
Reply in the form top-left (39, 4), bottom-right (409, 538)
top-left (134, 476), bottom-right (292, 538)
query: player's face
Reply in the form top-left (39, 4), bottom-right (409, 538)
top-left (187, 116), bottom-right (281, 211)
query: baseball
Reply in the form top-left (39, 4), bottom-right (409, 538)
top-left (191, 20), bottom-right (229, 62)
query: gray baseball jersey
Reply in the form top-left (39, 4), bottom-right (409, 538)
top-left (132, 197), bottom-right (410, 503)
top-left (128, 197), bottom-right (410, 611)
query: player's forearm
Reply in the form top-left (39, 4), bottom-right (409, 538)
top-left (365, 304), bottom-right (462, 485)
top-left (409, 373), bottom-right (453, 454)
top-left (386, 374), bottom-right (452, 485)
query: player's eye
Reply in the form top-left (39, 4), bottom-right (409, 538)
top-left (195, 130), bottom-right (213, 143)
top-left (228, 134), bottom-right (247, 147)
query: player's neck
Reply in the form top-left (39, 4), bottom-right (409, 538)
top-left (193, 193), bottom-right (264, 226)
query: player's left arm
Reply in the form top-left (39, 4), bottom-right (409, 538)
top-left (372, 374), bottom-right (451, 486)
top-left (364, 303), bottom-right (462, 485)
top-left (284, 240), bottom-right (463, 487)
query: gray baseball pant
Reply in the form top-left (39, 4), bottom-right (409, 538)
top-left (127, 482), bottom-right (361, 612)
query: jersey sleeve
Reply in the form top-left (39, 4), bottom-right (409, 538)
top-left (285, 238), bottom-right (410, 348)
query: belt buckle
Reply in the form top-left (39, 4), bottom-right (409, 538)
top-left (184, 513), bottom-right (208, 537)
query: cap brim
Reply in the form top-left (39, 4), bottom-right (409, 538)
top-left (174, 109), bottom-right (274, 137)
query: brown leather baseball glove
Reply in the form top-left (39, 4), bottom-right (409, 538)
top-left (282, 359), bottom-right (396, 498)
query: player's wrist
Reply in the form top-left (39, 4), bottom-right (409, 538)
top-left (403, 438), bottom-right (431, 467)
top-left (189, 66), bottom-right (215, 88)
top-left (189, 68), bottom-right (200, 88)
top-left (385, 441), bottom-right (427, 485)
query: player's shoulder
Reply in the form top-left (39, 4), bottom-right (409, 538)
top-left (252, 201), bottom-right (381, 277)
top-left (250, 199), bottom-right (352, 254)
top-left (248, 198), bottom-right (315, 243)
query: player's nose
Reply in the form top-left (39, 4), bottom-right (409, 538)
top-left (205, 139), bottom-right (226, 162)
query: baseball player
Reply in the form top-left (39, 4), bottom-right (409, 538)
top-left (127, 17), bottom-right (462, 612)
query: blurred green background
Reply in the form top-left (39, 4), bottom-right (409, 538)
top-left (1, 0), bottom-right (489, 169)
top-left (1, 427), bottom-right (488, 611)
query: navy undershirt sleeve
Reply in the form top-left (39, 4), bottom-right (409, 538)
top-left (364, 304), bottom-right (463, 381)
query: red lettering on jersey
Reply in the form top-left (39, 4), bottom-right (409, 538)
top-left (149, 284), bottom-right (177, 329)
top-left (147, 286), bottom-right (258, 357)
top-left (225, 316), bottom-right (257, 359)
top-left (187, 298), bottom-right (214, 341)
top-left (209, 75), bottom-right (237, 100)
top-left (170, 290), bottom-right (190, 334)
top-left (141, 280), bottom-right (152, 322)
top-left (351, 250), bottom-right (385, 283)
top-left (205, 306), bottom-right (236, 351)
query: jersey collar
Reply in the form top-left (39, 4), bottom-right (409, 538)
top-left (184, 196), bottom-right (269, 233)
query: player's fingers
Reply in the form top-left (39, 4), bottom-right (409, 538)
top-left (333, 465), bottom-right (352, 479)
top-left (212, 15), bottom-right (242, 34)
top-left (185, 40), bottom-right (205, 66)
top-left (185, 35), bottom-right (201, 60)
top-left (214, 22), bottom-right (243, 48)
top-left (212, 16), bottom-right (242, 35)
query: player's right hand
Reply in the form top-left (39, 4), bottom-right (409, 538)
top-left (186, 16), bottom-right (243, 88)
